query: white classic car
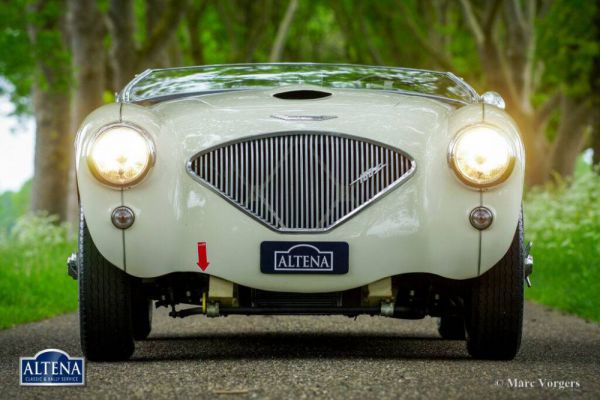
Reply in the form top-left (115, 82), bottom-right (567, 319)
top-left (70, 63), bottom-right (532, 361)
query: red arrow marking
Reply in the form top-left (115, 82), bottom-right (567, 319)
top-left (197, 242), bottom-right (210, 271)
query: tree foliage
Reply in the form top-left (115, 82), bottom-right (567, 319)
top-left (0, 0), bottom-right (598, 221)
top-left (0, 0), bottom-right (34, 114)
top-left (537, 0), bottom-right (598, 98)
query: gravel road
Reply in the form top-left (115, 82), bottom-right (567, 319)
top-left (1, 301), bottom-right (598, 399)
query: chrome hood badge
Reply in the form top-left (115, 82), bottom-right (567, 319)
top-left (270, 114), bottom-right (338, 121)
top-left (350, 163), bottom-right (387, 186)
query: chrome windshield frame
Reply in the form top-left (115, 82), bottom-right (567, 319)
top-left (117, 62), bottom-right (480, 104)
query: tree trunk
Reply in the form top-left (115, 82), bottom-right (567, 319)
top-left (185, 0), bottom-right (208, 65)
top-left (592, 123), bottom-right (600, 167)
top-left (187, 21), bottom-right (204, 65)
top-left (550, 97), bottom-right (590, 177)
top-left (234, 0), bottom-right (272, 63)
top-left (68, 0), bottom-right (106, 128)
top-left (27, 0), bottom-right (72, 220)
top-left (67, 0), bottom-right (106, 225)
top-left (107, 0), bottom-right (137, 89)
top-left (511, 108), bottom-right (551, 186)
top-left (108, 0), bottom-right (188, 88)
top-left (268, 0), bottom-right (298, 62)
top-left (30, 87), bottom-right (72, 220)
top-left (144, 0), bottom-right (172, 68)
top-left (591, 5), bottom-right (600, 169)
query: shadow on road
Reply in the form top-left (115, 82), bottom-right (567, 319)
top-left (133, 332), bottom-right (473, 362)
top-left (129, 330), bottom-right (600, 364)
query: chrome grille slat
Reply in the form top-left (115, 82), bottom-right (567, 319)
top-left (308, 135), bottom-right (314, 229)
top-left (360, 141), bottom-right (365, 206)
top-left (336, 137), bottom-right (341, 222)
top-left (260, 140), bottom-right (265, 220)
top-left (242, 142), bottom-right (247, 209)
top-left (320, 135), bottom-right (324, 227)
top-left (284, 136), bottom-right (289, 227)
top-left (189, 132), bottom-right (414, 232)
top-left (300, 135), bottom-right (304, 228)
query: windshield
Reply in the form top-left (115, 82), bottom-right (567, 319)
top-left (119, 63), bottom-right (480, 104)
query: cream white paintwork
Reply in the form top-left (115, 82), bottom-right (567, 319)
top-left (75, 86), bottom-right (524, 293)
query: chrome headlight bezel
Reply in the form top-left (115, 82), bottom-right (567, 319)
top-left (448, 123), bottom-right (516, 189)
top-left (86, 122), bottom-right (156, 188)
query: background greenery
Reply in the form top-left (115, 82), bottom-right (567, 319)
top-left (0, 0), bottom-right (598, 328)
top-left (0, 212), bottom-right (76, 329)
top-left (524, 160), bottom-right (600, 322)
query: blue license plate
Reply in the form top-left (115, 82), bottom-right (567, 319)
top-left (260, 241), bottom-right (349, 274)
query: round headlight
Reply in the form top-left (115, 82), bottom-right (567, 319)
top-left (87, 124), bottom-right (155, 187)
top-left (448, 124), bottom-right (515, 188)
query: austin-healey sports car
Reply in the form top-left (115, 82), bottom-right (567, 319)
top-left (70, 63), bottom-right (532, 361)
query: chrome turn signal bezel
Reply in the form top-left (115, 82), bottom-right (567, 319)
top-left (111, 206), bottom-right (135, 229)
top-left (469, 206), bottom-right (494, 230)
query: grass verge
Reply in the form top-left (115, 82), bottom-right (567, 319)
top-left (524, 164), bottom-right (600, 323)
top-left (0, 214), bottom-right (77, 329)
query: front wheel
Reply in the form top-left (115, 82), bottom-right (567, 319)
top-left (465, 217), bottom-right (524, 360)
top-left (79, 211), bottom-right (135, 361)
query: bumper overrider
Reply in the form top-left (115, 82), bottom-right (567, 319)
top-left (75, 102), bottom-right (524, 297)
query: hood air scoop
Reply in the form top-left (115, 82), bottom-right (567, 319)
top-left (273, 89), bottom-right (332, 100)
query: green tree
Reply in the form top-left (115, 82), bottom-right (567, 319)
top-left (536, 0), bottom-right (598, 177)
top-left (1, 0), bottom-right (598, 225)
top-left (27, 0), bottom-right (73, 220)
top-left (0, 0), bottom-right (34, 114)
top-left (332, 0), bottom-right (598, 185)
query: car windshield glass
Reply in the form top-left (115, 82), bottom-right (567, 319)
top-left (119, 63), bottom-right (479, 104)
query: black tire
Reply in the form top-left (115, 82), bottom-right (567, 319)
top-left (132, 292), bottom-right (153, 340)
top-left (79, 210), bottom-right (135, 361)
top-left (437, 316), bottom-right (465, 340)
top-left (465, 216), bottom-right (524, 360)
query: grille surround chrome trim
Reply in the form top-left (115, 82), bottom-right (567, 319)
top-left (186, 131), bottom-right (416, 233)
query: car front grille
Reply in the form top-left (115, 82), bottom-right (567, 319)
top-left (188, 132), bottom-right (415, 232)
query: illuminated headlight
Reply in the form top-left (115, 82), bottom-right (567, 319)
top-left (448, 124), bottom-right (515, 188)
top-left (87, 124), bottom-right (155, 187)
